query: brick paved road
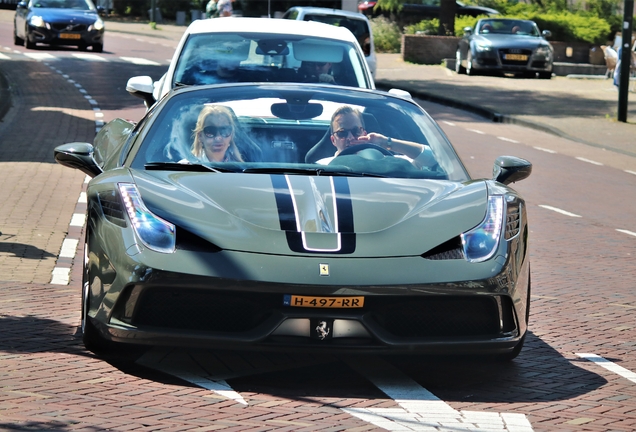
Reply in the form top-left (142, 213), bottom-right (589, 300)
top-left (2, 22), bottom-right (636, 431)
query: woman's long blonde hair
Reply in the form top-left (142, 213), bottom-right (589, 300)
top-left (191, 105), bottom-right (243, 162)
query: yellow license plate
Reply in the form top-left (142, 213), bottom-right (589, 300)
top-left (59, 33), bottom-right (81, 40)
top-left (504, 54), bottom-right (528, 61)
top-left (283, 295), bottom-right (364, 308)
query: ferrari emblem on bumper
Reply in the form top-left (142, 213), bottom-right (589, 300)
top-left (319, 263), bottom-right (329, 276)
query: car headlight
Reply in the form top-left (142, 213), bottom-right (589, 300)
top-left (119, 183), bottom-right (176, 253)
top-left (535, 45), bottom-right (551, 56)
top-left (90, 18), bottom-right (104, 31)
top-left (475, 42), bottom-right (492, 52)
top-left (461, 195), bottom-right (504, 262)
top-left (29, 15), bottom-right (47, 28)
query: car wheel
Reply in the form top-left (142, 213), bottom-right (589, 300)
top-left (14, 29), bottom-right (24, 46)
top-left (92, 43), bottom-right (103, 53)
top-left (25, 36), bottom-right (36, 50)
top-left (81, 237), bottom-right (112, 354)
top-left (455, 49), bottom-right (466, 74)
top-left (538, 71), bottom-right (552, 79)
top-left (466, 52), bottom-right (478, 76)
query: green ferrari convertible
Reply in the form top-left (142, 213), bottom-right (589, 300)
top-left (54, 83), bottom-right (532, 360)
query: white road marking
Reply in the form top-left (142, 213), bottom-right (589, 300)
top-left (0, 53), bottom-right (10, 60)
top-left (119, 56), bottom-right (160, 66)
top-left (533, 146), bottom-right (557, 154)
top-left (467, 128), bottom-right (485, 134)
top-left (59, 239), bottom-right (79, 258)
top-left (344, 356), bottom-right (534, 431)
top-left (24, 52), bottom-right (56, 61)
top-left (441, 121), bottom-right (456, 126)
top-left (498, 136), bottom-right (520, 143)
top-left (625, 170), bottom-right (636, 176)
top-left (616, 229), bottom-right (636, 237)
top-left (70, 213), bottom-right (86, 227)
top-left (72, 53), bottom-right (107, 62)
top-left (50, 267), bottom-right (71, 285)
top-left (575, 157), bottom-right (603, 166)
top-left (577, 353), bottom-right (636, 384)
top-left (538, 205), bottom-right (582, 218)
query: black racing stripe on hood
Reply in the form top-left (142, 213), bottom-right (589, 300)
top-left (271, 174), bottom-right (356, 254)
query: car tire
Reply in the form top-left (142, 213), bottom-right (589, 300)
top-left (92, 43), bottom-right (103, 53)
top-left (538, 71), bottom-right (552, 79)
top-left (466, 52), bottom-right (478, 76)
top-left (25, 36), bottom-right (36, 50)
top-left (81, 237), bottom-right (112, 355)
top-left (455, 49), bottom-right (466, 74)
top-left (14, 30), bottom-right (24, 46)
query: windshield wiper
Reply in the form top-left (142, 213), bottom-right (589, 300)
top-left (144, 162), bottom-right (236, 173)
top-left (241, 167), bottom-right (386, 177)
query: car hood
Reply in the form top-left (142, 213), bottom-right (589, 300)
top-left (132, 171), bottom-right (488, 257)
top-left (31, 8), bottom-right (99, 24)
top-left (475, 34), bottom-right (550, 49)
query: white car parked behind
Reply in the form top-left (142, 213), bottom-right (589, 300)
top-left (127, 17), bottom-right (376, 108)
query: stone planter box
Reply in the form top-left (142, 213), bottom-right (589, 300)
top-left (402, 34), bottom-right (461, 65)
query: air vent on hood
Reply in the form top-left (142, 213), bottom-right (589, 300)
top-left (422, 236), bottom-right (465, 260)
top-left (176, 227), bottom-right (222, 253)
top-left (505, 203), bottom-right (521, 240)
top-left (97, 190), bottom-right (126, 227)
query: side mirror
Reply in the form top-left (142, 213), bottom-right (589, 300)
top-left (387, 88), bottom-right (412, 99)
top-left (17, 1), bottom-right (27, 8)
top-left (493, 156), bottom-right (532, 185)
top-left (54, 142), bottom-right (102, 178)
top-left (542, 30), bottom-right (552, 38)
top-left (463, 26), bottom-right (473, 36)
top-left (126, 75), bottom-right (156, 108)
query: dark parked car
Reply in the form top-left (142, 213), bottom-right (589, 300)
top-left (456, 18), bottom-right (554, 78)
top-left (14, 0), bottom-right (105, 52)
top-left (358, 0), bottom-right (499, 21)
top-left (54, 82), bottom-right (532, 360)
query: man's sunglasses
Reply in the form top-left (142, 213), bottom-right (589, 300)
top-left (202, 126), bottom-right (232, 138)
top-left (332, 126), bottom-right (363, 139)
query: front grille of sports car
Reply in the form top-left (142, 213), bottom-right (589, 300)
top-left (116, 287), bottom-right (515, 340)
top-left (51, 23), bottom-right (88, 32)
top-left (367, 296), bottom-right (511, 337)
top-left (129, 288), bottom-right (279, 332)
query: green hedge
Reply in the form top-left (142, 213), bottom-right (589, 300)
top-left (398, 11), bottom-right (613, 45)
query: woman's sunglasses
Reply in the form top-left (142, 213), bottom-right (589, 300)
top-left (332, 126), bottom-right (363, 139)
top-left (202, 126), bottom-right (232, 138)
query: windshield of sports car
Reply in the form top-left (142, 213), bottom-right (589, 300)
top-left (479, 19), bottom-right (539, 36)
top-left (31, 0), bottom-right (94, 9)
top-left (131, 85), bottom-right (469, 181)
top-left (172, 33), bottom-right (371, 89)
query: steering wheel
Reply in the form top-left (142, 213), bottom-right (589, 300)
top-left (336, 143), bottom-right (393, 157)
